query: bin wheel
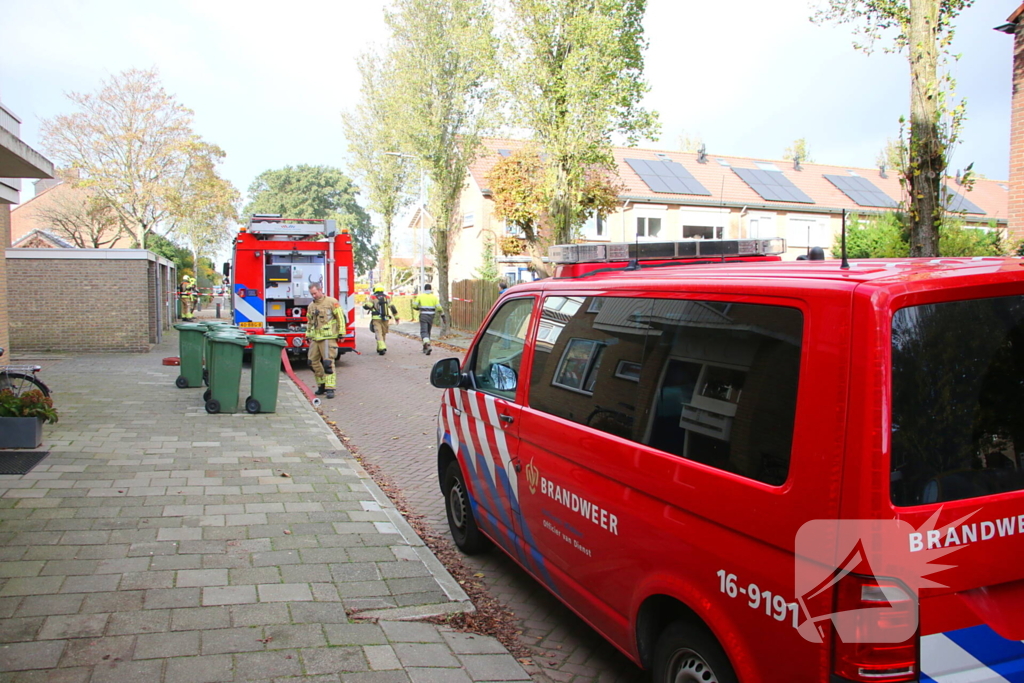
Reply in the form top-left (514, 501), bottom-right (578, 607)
top-left (203, 389), bottom-right (211, 402)
top-left (245, 397), bottom-right (261, 414)
top-left (205, 399), bottom-right (220, 414)
top-left (175, 376), bottom-right (189, 389)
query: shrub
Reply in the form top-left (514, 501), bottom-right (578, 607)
top-left (0, 389), bottom-right (58, 424)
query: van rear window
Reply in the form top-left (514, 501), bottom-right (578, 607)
top-left (891, 295), bottom-right (1024, 506)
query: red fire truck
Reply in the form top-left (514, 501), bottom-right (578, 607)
top-left (226, 215), bottom-right (356, 358)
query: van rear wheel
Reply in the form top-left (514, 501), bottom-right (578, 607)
top-left (443, 461), bottom-right (492, 555)
top-left (652, 620), bottom-right (737, 683)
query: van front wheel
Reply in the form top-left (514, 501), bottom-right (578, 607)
top-left (652, 620), bottom-right (737, 683)
top-left (443, 461), bottom-right (492, 555)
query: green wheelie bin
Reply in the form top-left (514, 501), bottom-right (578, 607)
top-left (204, 332), bottom-right (249, 414)
top-left (201, 324), bottom-right (245, 389)
top-left (173, 323), bottom-right (208, 388)
top-left (203, 328), bottom-right (249, 402)
top-left (246, 335), bottom-right (287, 414)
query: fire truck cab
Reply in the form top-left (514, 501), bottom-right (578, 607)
top-left (227, 215), bottom-right (356, 357)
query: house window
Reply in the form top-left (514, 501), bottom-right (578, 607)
top-left (582, 213), bottom-right (605, 238)
top-left (637, 216), bottom-right (662, 239)
top-left (748, 214), bottom-right (775, 239)
top-left (683, 226), bottom-right (723, 240)
top-left (787, 217), bottom-right (831, 249)
top-left (553, 338), bottom-right (606, 395)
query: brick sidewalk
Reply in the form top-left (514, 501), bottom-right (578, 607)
top-left (311, 323), bottom-right (645, 683)
top-left (0, 337), bottom-right (530, 682)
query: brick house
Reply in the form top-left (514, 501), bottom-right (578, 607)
top-left (999, 4), bottom-right (1024, 236)
top-left (10, 176), bottom-right (135, 249)
top-left (446, 138), bottom-right (1009, 283)
top-left (0, 96), bottom-right (54, 361)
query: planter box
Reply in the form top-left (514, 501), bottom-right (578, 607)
top-left (0, 417), bottom-right (43, 449)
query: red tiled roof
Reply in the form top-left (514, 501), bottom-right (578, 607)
top-left (467, 138), bottom-right (1008, 222)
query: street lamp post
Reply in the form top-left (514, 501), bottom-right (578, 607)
top-left (384, 152), bottom-right (426, 292)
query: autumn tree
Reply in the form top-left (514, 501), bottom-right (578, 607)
top-left (344, 52), bottom-right (415, 290)
top-left (783, 137), bottom-right (815, 164)
top-left (488, 148), bottom-right (621, 276)
top-left (504, 0), bottom-right (658, 245)
top-left (33, 175), bottom-right (125, 248)
top-left (814, 0), bottom-right (975, 256)
top-left (678, 131), bottom-right (704, 153)
top-left (876, 136), bottom-right (906, 176)
top-left (379, 0), bottom-right (498, 333)
top-left (40, 68), bottom-right (222, 250)
top-left (244, 165), bottom-right (377, 276)
top-left (167, 142), bottom-right (240, 279)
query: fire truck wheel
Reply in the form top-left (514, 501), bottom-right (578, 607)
top-left (203, 389), bottom-right (212, 402)
top-left (652, 620), bottom-right (736, 683)
top-left (245, 397), bottom-right (261, 414)
top-left (205, 399), bottom-right (220, 414)
top-left (175, 376), bottom-right (189, 389)
top-left (443, 461), bottom-right (492, 555)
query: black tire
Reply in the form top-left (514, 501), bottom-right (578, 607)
top-left (203, 389), bottom-right (212, 402)
top-left (245, 397), bottom-right (261, 414)
top-left (442, 460), bottom-right (492, 555)
top-left (652, 620), bottom-right (737, 683)
top-left (175, 376), bottom-right (189, 389)
top-left (0, 372), bottom-right (51, 398)
top-left (205, 399), bottom-right (221, 414)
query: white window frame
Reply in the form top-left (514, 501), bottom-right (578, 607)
top-left (786, 214), bottom-right (831, 249)
top-left (634, 205), bottom-right (667, 241)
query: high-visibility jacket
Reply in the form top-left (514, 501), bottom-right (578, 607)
top-left (306, 295), bottom-right (344, 341)
top-left (412, 292), bottom-right (444, 317)
top-left (179, 281), bottom-right (198, 300)
top-left (363, 294), bottom-right (398, 321)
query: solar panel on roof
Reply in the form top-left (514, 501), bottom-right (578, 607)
top-left (942, 186), bottom-right (985, 215)
top-left (498, 149), bottom-right (512, 157)
top-left (824, 174), bottom-right (898, 208)
top-left (624, 158), bottom-right (712, 196)
top-left (732, 168), bottom-right (815, 204)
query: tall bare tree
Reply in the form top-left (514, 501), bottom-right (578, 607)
top-left (381, 0), bottom-right (498, 332)
top-left (814, 0), bottom-right (975, 256)
top-left (505, 0), bottom-right (658, 244)
top-left (344, 52), bottom-right (414, 289)
top-left (40, 68), bottom-right (219, 250)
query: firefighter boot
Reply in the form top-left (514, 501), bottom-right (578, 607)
top-left (377, 339), bottom-right (386, 356)
top-left (315, 385), bottom-right (326, 396)
top-left (325, 372), bottom-right (336, 399)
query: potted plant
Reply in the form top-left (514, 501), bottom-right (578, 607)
top-left (0, 390), bottom-right (58, 449)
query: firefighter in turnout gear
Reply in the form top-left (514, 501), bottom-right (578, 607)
top-left (363, 285), bottom-right (398, 355)
top-left (305, 282), bottom-right (344, 399)
top-left (411, 283), bottom-right (445, 355)
top-left (179, 275), bottom-right (199, 320)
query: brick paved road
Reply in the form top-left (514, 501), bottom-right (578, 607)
top-left (309, 322), bottom-right (647, 683)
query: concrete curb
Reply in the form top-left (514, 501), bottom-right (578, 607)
top-left (282, 376), bottom-right (475, 619)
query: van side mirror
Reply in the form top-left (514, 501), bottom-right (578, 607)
top-left (430, 357), bottom-right (463, 389)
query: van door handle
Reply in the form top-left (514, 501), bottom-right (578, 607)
top-left (498, 414), bottom-right (514, 424)
top-left (453, 408), bottom-right (463, 416)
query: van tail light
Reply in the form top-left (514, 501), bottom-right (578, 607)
top-left (831, 574), bottom-right (918, 682)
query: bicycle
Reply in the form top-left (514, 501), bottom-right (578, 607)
top-left (0, 348), bottom-right (51, 397)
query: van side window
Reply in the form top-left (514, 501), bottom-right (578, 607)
top-left (529, 297), bottom-right (652, 441)
top-left (470, 298), bottom-right (534, 400)
top-left (528, 296), bottom-right (803, 485)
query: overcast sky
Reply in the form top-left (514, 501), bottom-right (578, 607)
top-left (0, 0), bottom-right (1013, 230)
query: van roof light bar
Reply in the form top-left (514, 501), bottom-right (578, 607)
top-left (549, 238), bottom-right (785, 264)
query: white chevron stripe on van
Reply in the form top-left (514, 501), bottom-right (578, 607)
top-left (921, 633), bottom-right (1010, 683)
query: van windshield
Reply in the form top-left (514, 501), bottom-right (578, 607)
top-left (890, 294), bottom-right (1024, 506)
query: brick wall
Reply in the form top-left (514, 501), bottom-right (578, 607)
top-left (0, 205), bottom-right (9, 362)
top-left (1011, 21), bottom-right (1024, 239)
top-left (7, 257), bottom-right (153, 352)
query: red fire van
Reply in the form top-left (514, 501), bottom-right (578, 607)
top-left (430, 242), bottom-right (1024, 682)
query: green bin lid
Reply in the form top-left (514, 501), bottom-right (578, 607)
top-left (206, 333), bottom-right (250, 347)
top-left (173, 323), bottom-right (208, 331)
top-left (250, 335), bottom-right (288, 347)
